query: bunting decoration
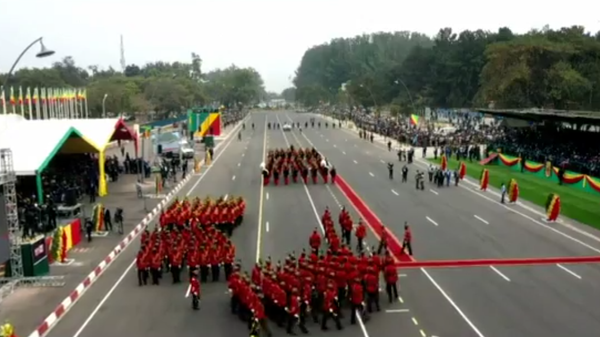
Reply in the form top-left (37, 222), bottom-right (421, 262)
top-left (545, 193), bottom-right (561, 222)
top-left (93, 204), bottom-right (105, 232)
top-left (480, 168), bottom-right (489, 191)
top-left (440, 154), bottom-right (447, 171)
top-left (458, 161), bottom-right (466, 180)
top-left (508, 178), bottom-right (519, 203)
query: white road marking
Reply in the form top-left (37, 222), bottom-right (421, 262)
top-left (185, 284), bottom-right (191, 298)
top-left (326, 139), bottom-right (329, 142)
top-left (420, 330), bottom-right (426, 337)
top-left (386, 309), bottom-right (410, 313)
top-left (342, 151), bottom-right (347, 155)
top-left (421, 268), bottom-right (485, 337)
top-left (369, 172), bottom-right (374, 177)
top-left (380, 159), bottom-right (386, 164)
top-left (242, 153), bottom-right (245, 157)
top-left (72, 259), bottom-right (136, 337)
top-left (334, 144), bottom-right (337, 148)
top-left (391, 189), bottom-right (399, 196)
top-left (353, 160), bottom-right (358, 164)
top-left (266, 193), bottom-right (269, 200)
top-left (474, 215), bottom-right (489, 224)
top-left (490, 266), bottom-right (511, 281)
top-left (398, 273), bottom-right (407, 277)
top-left (426, 216), bottom-right (439, 226)
top-left (266, 221), bottom-right (270, 232)
top-left (412, 317), bottom-right (419, 325)
top-left (397, 296), bottom-right (404, 303)
top-left (429, 189), bottom-right (439, 195)
top-left (232, 175), bottom-right (236, 181)
top-left (223, 194), bottom-right (228, 201)
top-left (237, 163), bottom-right (241, 167)
top-left (557, 264), bottom-right (582, 279)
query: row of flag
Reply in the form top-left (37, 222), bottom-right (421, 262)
top-left (0, 86), bottom-right (89, 119)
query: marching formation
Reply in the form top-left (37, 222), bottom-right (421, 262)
top-left (136, 196), bottom-right (245, 291)
top-left (228, 207), bottom-right (400, 336)
top-left (261, 146), bottom-right (337, 186)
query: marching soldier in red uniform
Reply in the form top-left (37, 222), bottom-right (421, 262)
top-left (190, 270), bottom-right (201, 310)
top-left (350, 277), bottom-right (368, 324)
top-left (321, 284), bottom-right (342, 330)
top-left (384, 261), bottom-right (399, 303)
top-left (364, 266), bottom-right (380, 312)
top-left (377, 225), bottom-right (389, 255)
top-left (309, 228), bottom-right (321, 254)
top-left (136, 250), bottom-right (148, 286)
top-left (283, 164), bottom-right (290, 185)
top-left (355, 220), bottom-right (366, 253)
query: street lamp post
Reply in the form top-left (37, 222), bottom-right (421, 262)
top-left (394, 79), bottom-right (417, 115)
top-left (102, 93), bottom-right (108, 118)
top-left (2, 37), bottom-right (55, 87)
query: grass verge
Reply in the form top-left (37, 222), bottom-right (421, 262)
top-left (428, 157), bottom-right (600, 230)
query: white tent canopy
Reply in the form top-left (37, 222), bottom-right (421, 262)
top-left (0, 121), bottom-right (73, 176)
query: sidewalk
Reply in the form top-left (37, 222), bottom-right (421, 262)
top-left (0, 142), bottom-right (183, 336)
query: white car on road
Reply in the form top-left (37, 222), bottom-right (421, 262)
top-left (282, 123), bottom-right (292, 131)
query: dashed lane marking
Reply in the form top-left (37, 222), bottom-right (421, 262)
top-left (557, 264), bottom-right (582, 279)
top-left (386, 309), bottom-right (410, 313)
top-left (224, 194), bottom-right (229, 201)
top-left (342, 151), bottom-right (347, 155)
top-left (353, 160), bottom-right (358, 164)
top-left (237, 163), bottom-right (241, 167)
top-left (242, 153), bottom-right (245, 157)
top-left (326, 139), bottom-right (329, 142)
top-left (380, 159), bottom-right (385, 164)
top-left (334, 144), bottom-right (337, 148)
top-left (412, 317), bottom-right (419, 325)
top-left (266, 192), bottom-right (269, 200)
top-left (397, 296), bottom-right (404, 303)
top-left (369, 172), bottom-right (374, 177)
top-left (490, 266), bottom-right (511, 281)
top-left (391, 189), bottom-right (399, 196)
top-left (426, 216), bottom-right (439, 226)
top-left (266, 221), bottom-right (270, 232)
top-left (420, 330), bottom-right (426, 337)
top-left (429, 189), bottom-right (439, 195)
top-left (399, 273), bottom-right (407, 277)
top-left (232, 175), bottom-right (236, 181)
top-left (474, 215), bottom-right (489, 224)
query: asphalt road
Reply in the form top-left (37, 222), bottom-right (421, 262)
top-left (283, 111), bottom-right (600, 337)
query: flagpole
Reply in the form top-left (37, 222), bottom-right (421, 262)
top-left (73, 89), bottom-right (78, 118)
top-left (59, 88), bottom-right (64, 119)
top-left (52, 88), bottom-right (57, 118)
top-left (27, 87), bottom-right (33, 119)
top-left (56, 88), bottom-right (61, 118)
top-left (84, 89), bottom-right (89, 118)
top-left (48, 88), bottom-right (53, 118)
top-left (0, 86), bottom-right (6, 114)
top-left (41, 88), bottom-right (47, 119)
top-left (10, 87), bottom-right (16, 114)
top-left (19, 86), bottom-right (24, 116)
top-left (71, 89), bottom-right (76, 118)
top-left (35, 87), bottom-right (41, 119)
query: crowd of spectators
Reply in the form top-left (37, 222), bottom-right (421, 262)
top-left (324, 108), bottom-right (600, 178)
top-left (490, 125), bottom-right (600, 177)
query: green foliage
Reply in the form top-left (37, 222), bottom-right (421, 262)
top-left (294, 27), bottom-right (600, 111)
top-left (1, 53), bottom-right (265, 117)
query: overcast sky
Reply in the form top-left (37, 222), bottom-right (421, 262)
top-left (0, 0), bottom-right (598, 92)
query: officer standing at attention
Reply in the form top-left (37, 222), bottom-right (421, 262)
top-left (387, 162), bottom-right (394, 179)
top-left (401, 165), bottom-right (408, 183)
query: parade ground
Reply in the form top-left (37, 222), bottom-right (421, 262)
top-left (31, 110), bottom-right (600, 337)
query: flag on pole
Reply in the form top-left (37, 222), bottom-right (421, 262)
top-left (10, 87), bottom-right (16, 114)
top-left (82, 88), bottom-right (89, 118)
top-left (18, 86), bottom-right (24, 116)
top-left (41, 88), bottom-right (48, 119)
top-left (34, 87), bottom-right (41, 119)
top-left (0, 86), bottom-right (6, 114)
top-left (410, 114), bottom-right (419, 126)
top-left (26, 87), bottom-right (33, 119)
